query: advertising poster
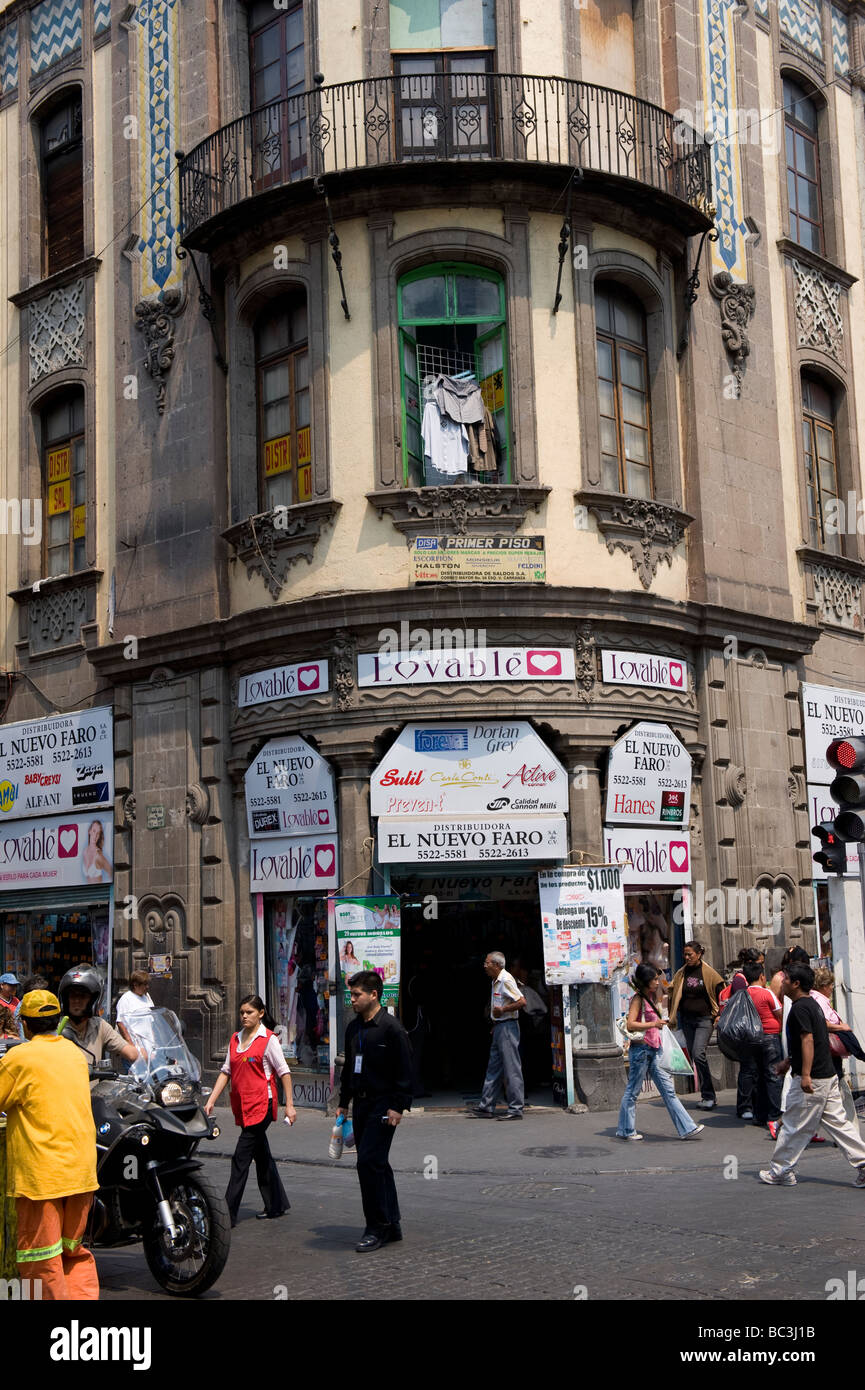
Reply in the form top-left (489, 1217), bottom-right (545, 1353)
top-left (0, 812), bottom-right (114, 889)
top-left (245, 735), bottom-right (336, 838)
top-left (371, 721), bottom-right (569, 818)
top-left (411, 535), bottom-right (545, 583)
top-left (605, 722), bottom-right (692, 826)
top-left (537, 864), bottom-right (626, 984)
top-left (148, 954), bottom-right (173, 980)
top-left (602, 826), bottom-right (691, 886)
top-left (332, 896), bottom-right (401, 1006)
top-left (0, 707), bottom-right (113, 821)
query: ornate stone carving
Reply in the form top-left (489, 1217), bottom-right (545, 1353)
top-left (792, 259), bottom-right (844, 362)
top-left (787, 772), bottom-right (805, 810)
top-left (223, 501), bottom-right (342, 599)
top-left (367, 486), bottom-right (550, 541)
top-left (579, 492), bottom-right (692, 590)
top-left (122, 793), bottom-right (137, 827)
top-left (186, 783), bottom-right (210, 824)
top-left (29, 279), bottom-right (86, 385)
top-left (135, 287), bottom-right (184, 414)
top-left (724, 765), bottom-right (748, 807)
top-left (573, 622), bottom-right (596, 704)
top-left (746, 648), bottom-right (768, 668)
top-left (332, 628), bottom-right (356, 712)
top-left (811, 563), bottom-right (863, 631)
top-left (709, 272), bottom-right (755, 395)
top-left (30, 584), bottom-right (86, 645)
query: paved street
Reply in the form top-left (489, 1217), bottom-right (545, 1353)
top-left (96, 1090), bottom-right (865, 1302)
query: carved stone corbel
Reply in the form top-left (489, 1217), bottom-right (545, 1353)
top-left (578, 492), bottom-right (692, 590)
top-left (332, 628), bottom-right (357, 712)
top-left (134, 287), bottom-right (185, 415)
top-left (223, 501), bottom-right (342, 599)
top-left (186, 783), bottom-right (210, 824)
top-left (709, 272), bottom-right (756, 396)
top-left (573, 621), bottom-right (597, 704)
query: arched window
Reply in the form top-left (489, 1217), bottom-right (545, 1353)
top-left (255, 293), bottom-right (310, 510)
top-left (595, 281), bottom-right (653, 497)
top-left (801, 374), bottom-right (840, 554)
top-left (249, 0), bottom-right (306, 186)
top-left (783, 76), bottom-right (823, 254)
top-left (398, 264), bottom-right (509, 487)
top-left (40, 389), bottom-right (86, 576)
top-left (38, 90), bottom-right (84, 276)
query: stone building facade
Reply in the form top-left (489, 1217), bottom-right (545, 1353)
top-left (1, 0), bottom-right (864, 1106)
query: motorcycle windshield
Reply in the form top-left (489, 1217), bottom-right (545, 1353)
top-left (128, 1007), bottom-right (201, 1085)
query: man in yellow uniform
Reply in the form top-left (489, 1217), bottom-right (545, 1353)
top-left (0, 989), bottom-right (99, 1299)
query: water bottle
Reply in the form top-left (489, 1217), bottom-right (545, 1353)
top-left (328, 1115), bottom-right (345, 1160)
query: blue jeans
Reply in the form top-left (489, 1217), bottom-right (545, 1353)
top-left (617, 1042), bottom-right (699, 1138)
top-left (480, 1019), bottom-right (525, 1114)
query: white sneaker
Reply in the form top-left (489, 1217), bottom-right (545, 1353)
top-left (855, 1166), bottom-right (865, 1189)
top-left (759, 1168), bottom-right (797, 1187)
top-left (696, 1099), bottom-right (716, 1110)
top-left (616, 1132), bottom-right (644, 1141)
top-left (741, 1110), bottom-right (754, 1120)
top-left (681, 1124), bottom-right (705, 1139)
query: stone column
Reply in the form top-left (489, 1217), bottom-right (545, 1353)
top-left (561, 740), bottom-right (624, 1112)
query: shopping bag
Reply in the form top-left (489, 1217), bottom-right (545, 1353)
top-left (657, 1027), bottom-right (693, 1074)
top-left (716, 988), bottom-right (763, 1061)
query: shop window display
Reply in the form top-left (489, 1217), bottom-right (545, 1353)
top-left (267, 895), bottom-right (329, 1071)
top-left (0, 904), bottom-right (109, 992)
top-left (625, 893), bottom-right (673, 973)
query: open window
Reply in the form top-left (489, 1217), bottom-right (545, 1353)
top-left (256, 292), bottom-right (311, 510)
top-left (40, 389), bottom-right (86, 577)
top-left (398, 264), bottom-right (509, 487)
top-left (39, 90), bottom-right (84, 276)
top-left (595, 281), bottom-right (654, 498)
top-left (801, 373), bottom-right (840, 555)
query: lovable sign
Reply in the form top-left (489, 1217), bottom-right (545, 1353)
top-left (602, 826), bottom-right (692, 886)
top-left (358, 648), bottom-right (575, 689)
top-left (601, 650), bottom-right (690, 693)
top-left (249, 834), bottom-right (339, 892)
top-left (237, 660), bottom-right (329, 708)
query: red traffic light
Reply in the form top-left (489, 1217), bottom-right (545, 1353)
top-left (826, 737), bottom-right (865, 771)
top-left (812, 821), bottom-right (849, 874)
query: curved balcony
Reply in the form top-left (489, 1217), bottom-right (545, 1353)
top-left (179, 74), bottom-right (713, 250)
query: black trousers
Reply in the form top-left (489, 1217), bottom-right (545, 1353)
top-left (225, 1114), bottom-right (289, 1224)
top-left (679, 1014), bottom-right (716, 1100)
top-left (352, 1096), bottom-right (400, 1235)
top-left (737, 1035), bottom-right (784, 1123)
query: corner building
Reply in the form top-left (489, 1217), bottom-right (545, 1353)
top-left (1, 0), bottom-right (864, 1107)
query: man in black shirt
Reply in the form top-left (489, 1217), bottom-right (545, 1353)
top-left (760, 963), bottom-right (865, 1188)
top-left (337, 971), bottom-right (413, 1251)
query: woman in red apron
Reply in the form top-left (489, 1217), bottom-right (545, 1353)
top-left (205, 995), bottom-right (296, 1225)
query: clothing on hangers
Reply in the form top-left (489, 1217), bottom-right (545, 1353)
top-left (466, 405), bottom-right (500, 472)
top-left (432, 373), bottom-right (485, 425)
top-left (422, 399), bottom-right (469, 476)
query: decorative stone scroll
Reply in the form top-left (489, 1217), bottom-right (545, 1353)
top-left (710, 271), bottom-right (756, 394)
top-left (367, 485), bottom-right (550, 542)
top-left (223, 500), bottom-right (341, 599)
top-left (579, 492), bottom-right (692, 591)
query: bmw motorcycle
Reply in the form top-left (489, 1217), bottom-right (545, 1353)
top-left (89, 1008), bottom-right (230, 1297)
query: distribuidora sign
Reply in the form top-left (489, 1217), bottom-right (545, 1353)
top-left (602, 826), bottom-right (691, 886)
top-left (605, 722), bottom-right (691, 826)
top-left (245, 736), bottom-right (336, 839)
top-left (377, 816), bottom-right (567, 863)
top-left (371, 722), bottom-right (568, 818)
top-left (0, 707), bottom-right (113, 820)
top-left (801, 682), bottom-right (865, 784)
top-left (237, 660), bottom-right (329, 708)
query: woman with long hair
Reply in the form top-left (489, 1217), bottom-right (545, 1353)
top-left (205, 994), bottom-right (295, 1225)
top-left (616, 963), bottom-right (705, 1142)
top-left (82, 821), bottom-right (112, 884)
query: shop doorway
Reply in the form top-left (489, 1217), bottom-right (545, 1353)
top-left (395, 875), bottom-right (553, 1103)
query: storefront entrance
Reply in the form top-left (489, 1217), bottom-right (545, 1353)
top-left (394, 873), bottom-right (553, 1102)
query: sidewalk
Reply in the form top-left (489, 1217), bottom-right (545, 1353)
top-left (205, 1088), bottom-right (848, 1180)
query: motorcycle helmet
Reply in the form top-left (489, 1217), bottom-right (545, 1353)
top-left (58, 964), bottom-right (106, 1018)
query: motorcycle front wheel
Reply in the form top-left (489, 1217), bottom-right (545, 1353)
top-left (142, 1172), bottom-right (231, 1297)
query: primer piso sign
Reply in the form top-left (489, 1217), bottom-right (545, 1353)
top-left (601, 650), bottom-right (689, 692)
top-left (0, 812), bottom-right (114, 889)
top-left (808, 782), bottom-right (858, 878)
top-left (605, 722), bottom-right (691, 826)
top-left (801, 681), bottom-right (865, 784)
top-left (249, 834), bottom-right (338, 892)
top-left (602, 826), bottom-right (691, 886)
top-left (245, 736), bottom-right (336, 838)
top-left (371, 722), bottom-right (569, 818)
top-left (377, 816), bottom-right (567, 863)
top-left (0, 707), bottom-right (113, 820)
top-left (358, 648), bottom-right (575, 689)
top-left (237, 660), bottom-right (328, 708)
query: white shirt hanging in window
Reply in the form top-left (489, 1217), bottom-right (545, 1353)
top-left (422, 400), bottom-right (469, 476)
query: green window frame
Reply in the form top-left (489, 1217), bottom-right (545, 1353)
top-left (397, 263), bottom-right (510, 487)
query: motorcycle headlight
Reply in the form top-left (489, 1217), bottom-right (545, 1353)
top-left (160, 1082), bottom-right (186, 1106)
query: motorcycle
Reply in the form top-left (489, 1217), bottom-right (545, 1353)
top-left (88, 1007), bottom-right (230, 1297)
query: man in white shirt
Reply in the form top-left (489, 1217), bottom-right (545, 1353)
top-left (470, 952), bottom-right (526, 1121)
top-left (115, 970), bottom-right (155, 1046)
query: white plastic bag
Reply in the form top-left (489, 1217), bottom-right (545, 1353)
top-left (657, 1027), bottom-right (693, 1074)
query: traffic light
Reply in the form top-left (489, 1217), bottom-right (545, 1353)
top-left (827, 736), bottom-right (865, 843)
top-left (812, 822), bottom-right (849, 875)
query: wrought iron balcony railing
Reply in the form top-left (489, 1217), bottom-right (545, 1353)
top-left (179, 74), bottom-right (712, 238)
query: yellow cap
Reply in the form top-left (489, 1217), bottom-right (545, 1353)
top-left (19, 989), bottom-right (61, 1018)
